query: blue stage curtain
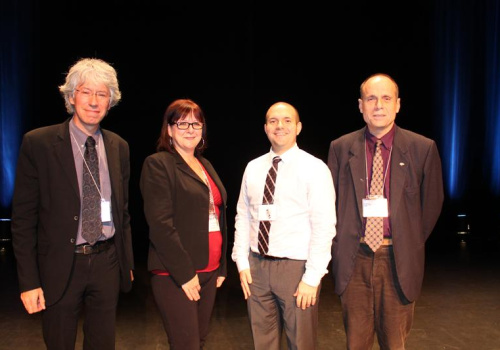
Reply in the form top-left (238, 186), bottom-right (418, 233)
top-left (432, 0), bottom-right (476, 200)
top-left (0, 0), bottom-right (35, 217)
top-left (485, 0), bottom-right (500, 196)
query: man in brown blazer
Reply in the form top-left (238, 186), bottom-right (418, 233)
top-left (11, 58), bottom-right (134, 350)
top-left (327, 73), bottom-right (444, 349)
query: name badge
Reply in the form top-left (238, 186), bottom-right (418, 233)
top-left (258, 205), bottom-right (276, 221)
top-left (362, 197), bottom-right (388, 217)
top-left (101, 200), bottom-right (112, 222)
top-left (209, 213), bottom-right (220, 232)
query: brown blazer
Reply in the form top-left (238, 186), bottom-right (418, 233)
top-left (11, 119), bottom-right (134, 306)
top-left (140, 151), bottom-right (227, 286)
top-left (327, 125), bottom-right (444, 301)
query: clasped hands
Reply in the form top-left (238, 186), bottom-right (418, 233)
top-left (182, 274), bottom-right (225, 301)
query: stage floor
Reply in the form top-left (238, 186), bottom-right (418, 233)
top-left (1, 233), bottom-right (499, 350)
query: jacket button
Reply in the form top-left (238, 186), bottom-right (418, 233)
top-left (70, 238), bottom-right (75, 243)
top-left (74, 216), bottom-right (78, 221)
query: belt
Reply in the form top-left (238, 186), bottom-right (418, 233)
top-left (360, 237), bottom-right (393, 246)
top-left (252, 251), bottom-right (289, 261)
top-left (75, 237), bottom-right (114, 255)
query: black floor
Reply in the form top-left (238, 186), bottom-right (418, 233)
top-left (1, 230), bottom-right (500, 350)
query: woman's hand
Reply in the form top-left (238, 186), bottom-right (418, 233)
top-left (182, 274), bottom-right (201, 301)
top-left (216, 276), bottom-right (226, 288)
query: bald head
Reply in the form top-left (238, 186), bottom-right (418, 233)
top-left (360, 73), bottom-right (399, 99)
top-left (264, 101), bottom-right (302, 155)
top-left (265, 102), bottom-right (300, 123)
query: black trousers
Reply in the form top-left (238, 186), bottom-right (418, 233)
top-left (151, 270), bottom-right (218, 350)
top-left (42, 244), bottom-right (120, 350)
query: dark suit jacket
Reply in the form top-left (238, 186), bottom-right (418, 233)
top-left (11, 119), bottom-right (134, 306)
top-left (327, 125), bottom-right (444, 302)
top-left (140, 151), bottom-right (228, 286)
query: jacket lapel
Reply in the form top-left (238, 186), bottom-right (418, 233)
top-left (389, 127), bottom-right (409, 220)
top-left (102, 131), bottom-right (122, 225)
top-left (174, 152), bottom-right (206, 185)
top-left (54, 120), bottom-right (80, 199)
top-left (349, 128), bottom-right (368, 222)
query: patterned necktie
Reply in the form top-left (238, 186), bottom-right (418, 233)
top-left (81, 136), bottom-right (102, 245)
top-left (258, 156), bottom-right (281, 255)
top-left (365, 140), bottom-right (384, 252)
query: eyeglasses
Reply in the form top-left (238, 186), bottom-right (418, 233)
top-left (75, 88), bottom-right (110, 101)
top-left (171, 121), bottom-right (204, 130)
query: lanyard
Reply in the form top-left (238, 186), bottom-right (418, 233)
top-left (70, 132), bottom-right (104, 200)
top-left (197, 160), bottom-right (217, 216)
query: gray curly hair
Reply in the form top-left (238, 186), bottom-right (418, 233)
top-left (58, 58), bottom-right (122, 114)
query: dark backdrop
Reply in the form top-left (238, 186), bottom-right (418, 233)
top-left (6, 0), bottom-right (498, 262)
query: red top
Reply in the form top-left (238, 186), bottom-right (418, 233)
top-left (153, 164), bottom-right (222, 276)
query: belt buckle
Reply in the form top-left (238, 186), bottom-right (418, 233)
top-left (82, 245), bottom-right (93, 254)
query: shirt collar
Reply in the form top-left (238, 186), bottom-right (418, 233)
top-left (70, 118), bottom-right (102, 147)
top-left (365, 124), bottom-right (395, 150)
top-left (269, 143), bottom-right (299, 163)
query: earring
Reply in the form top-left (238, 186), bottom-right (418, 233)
top-left (197, 137), bottom-right (205, 149)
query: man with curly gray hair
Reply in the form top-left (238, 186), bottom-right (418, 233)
top-left (12, 57), bottom-right (134, 349)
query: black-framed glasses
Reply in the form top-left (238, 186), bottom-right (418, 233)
top-left (171, 121), bottom-right (204, 130)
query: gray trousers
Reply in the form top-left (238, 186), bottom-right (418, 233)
top-left (247, 252), bottom-right (320, 350)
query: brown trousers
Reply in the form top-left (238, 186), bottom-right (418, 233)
top-left (340, 244), bottom-right (415, 350)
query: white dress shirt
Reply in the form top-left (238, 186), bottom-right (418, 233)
top-left (232, 144), bottom-right (337, 286)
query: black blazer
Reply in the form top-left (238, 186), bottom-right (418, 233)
top-left (11, 119), bottom-right (134, 305)
top-left (140, 151), bottom-right (228, 286)
top-left (327, 125), bottom-right (444, 301)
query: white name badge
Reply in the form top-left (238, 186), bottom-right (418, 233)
top-left (209, 213), bottom-right (220, 232)
top-left (362, 197), bottom-right (388, 218)
top-left (258, 205), bottom-right (276, 221)
top-left (101, 200), bottom-right (112, 222)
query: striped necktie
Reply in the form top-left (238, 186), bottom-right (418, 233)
top-left (258, 156), bottom-right (281, 255)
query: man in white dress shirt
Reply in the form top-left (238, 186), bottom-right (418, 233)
top-left (231, 101), bottom-right (337, 350)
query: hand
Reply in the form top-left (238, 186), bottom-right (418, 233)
top-left (239, 269), bottom-right (252, 300)
top-left (20, 288), bottom-right (46, 314)
top-left (293, 281), bottom-right (318, 310)
top-left (182, 274), bottom-right (201, 301)
top-left (216, 276), bottom-right (225, 288)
